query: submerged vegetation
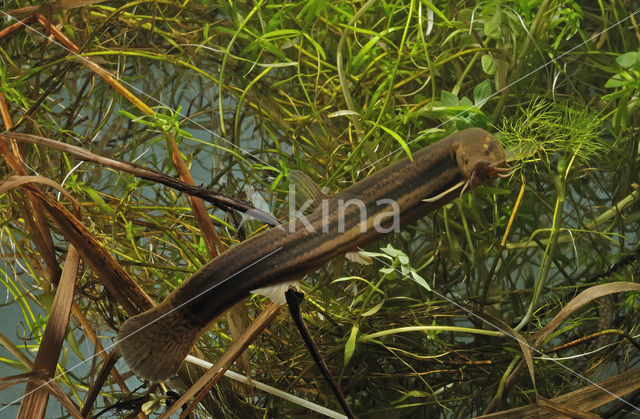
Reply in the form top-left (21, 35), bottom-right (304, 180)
top-left (0, 0), bottom-right (639, 417)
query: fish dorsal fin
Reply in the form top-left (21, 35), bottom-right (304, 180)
top-left (288, 170), bottom-right (328, 213)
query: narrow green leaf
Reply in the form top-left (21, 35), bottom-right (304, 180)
top-left (411, 271), bottom-right (431, 291)
top-left (344, 324), bottom-right (359, 365)
top-left (378, 124), bottom-right (412, 160)
top-left (362, 301), bottom-right (384, 317)
top-left (80, 186), bottom-right (115, 215)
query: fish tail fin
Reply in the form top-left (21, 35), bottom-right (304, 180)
top-left (116, 303), bottom-right (201, 382)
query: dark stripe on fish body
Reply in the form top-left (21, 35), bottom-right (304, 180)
top-left (170, 137), bottom-right (465, 326)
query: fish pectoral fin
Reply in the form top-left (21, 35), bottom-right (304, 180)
top-left (251, 279), bottom-right (301, 305)
top-left (345, 250), bottom-right (373, 265)
top-left (422, 180), bottom-right (465, 202)
top-left (288, 170), bottom-right (328, 212)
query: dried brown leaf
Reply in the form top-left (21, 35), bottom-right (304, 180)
top-left (485, 282), bottom-right (640, 414)
top-left (168, 133), bottom-right (221, 256)
top-left (17, 245), bottom-right (79, 418)
top-left (534, 282), bottom-right (640, 347)
top-left (477, 367), bottom-right (640, 418)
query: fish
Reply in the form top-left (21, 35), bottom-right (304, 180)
top-left (116, 127), bottom-right (507, 382)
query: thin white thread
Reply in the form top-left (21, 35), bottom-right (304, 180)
top-left (185, 356), bottom-right (347, 419)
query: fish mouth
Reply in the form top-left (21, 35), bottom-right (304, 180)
top-left (469, 159), bottom-right (512, 184)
